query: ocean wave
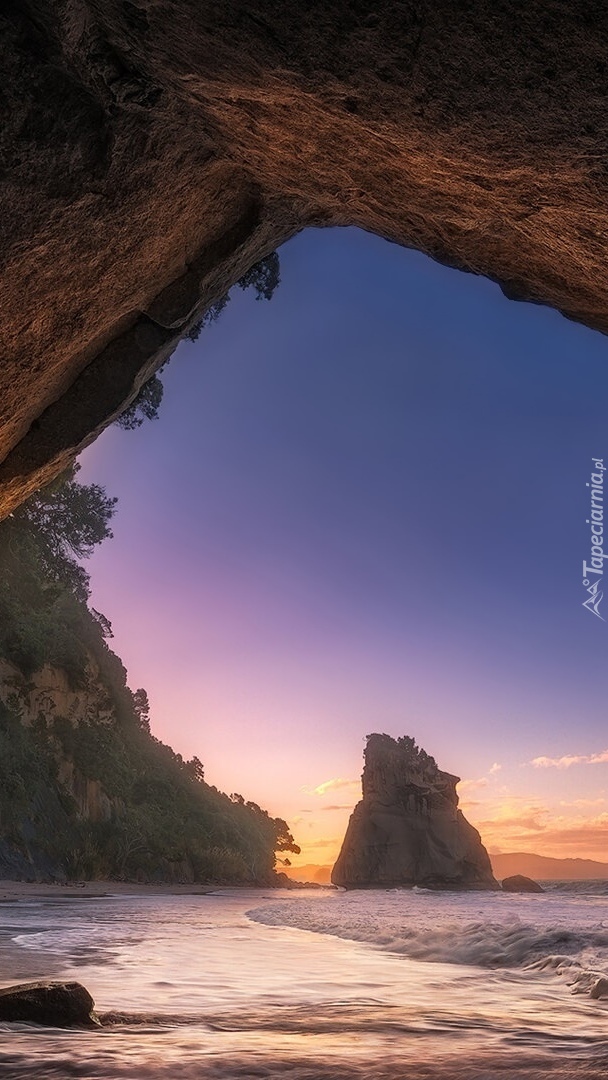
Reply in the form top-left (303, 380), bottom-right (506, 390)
top-left (541, 880), bottom-right (608, 896)
top-left (0, 1044), bottom-right (605, 1080)
top-left (248, 896), bottom-right (608, 996)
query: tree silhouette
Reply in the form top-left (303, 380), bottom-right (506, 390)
top-left (117, 251), bottom-right (280, 429)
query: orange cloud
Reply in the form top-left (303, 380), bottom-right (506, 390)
top-left (559, 798), bottom-right (606, 809)
top-left (305, 777), bottom-right (361, 797)
top-left (466, 798), bottom-right (608, 861)
top-left (306, 837), bottom-right (342, 850)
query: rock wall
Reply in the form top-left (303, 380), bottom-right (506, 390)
top-left (0, 657), bottom-right (119, 879)
top-left (0, 659), bottom-right (114, 733)
top-left (1, 1), bottom-right (608, 513)
top-left (332, 734), bottom-right (498, 889)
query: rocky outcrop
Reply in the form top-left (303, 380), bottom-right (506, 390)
top-left (501, 875), bottom-right (544, 893)
top-left (332, 734), bottom-right (498, 889)
top-left (2, 1), bottom-right (608, 514)
top-left (590, 978), bottom-right (608, 1000)
top-left (0, 657), bottom-right (123, 881)
top-left (0, 981), bottom-right (98, 1027)
top-left (0, 658), bottom-right (117, 824)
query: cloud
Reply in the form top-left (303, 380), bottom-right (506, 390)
top-left (559, 798), bottom-right (606, 809)
top-left (458, 777), bottom-right (489, 793)
top-left (531, 750), bottom-right (608, 769)
top-left (320, 803), bottom-right (354, 812)
top-left (465, 797), bottom-right (608, 860)
top-left (477, 810), bottom-right (547, 833)
top-left (458, 765), bottom-right (502, 796)
top-left (495, 816), bottom-right (608, 858)
top-left (306, 837), bottom-right (342, 849)
top-left (304, 777), bottom-right (360, 797)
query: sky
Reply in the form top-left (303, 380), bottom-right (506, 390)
top-left (80, 227), bottom-right (608, 868)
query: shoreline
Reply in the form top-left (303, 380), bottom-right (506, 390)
top-left (0, 880), bottom-right (232, 903)
top-left (0, 878), bottom-right (333, 903)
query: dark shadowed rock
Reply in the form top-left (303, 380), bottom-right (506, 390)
top-left (332, 734), bottom-right (498, 890)
top-left (0, 981), bottom-right (99, 1028)
top-left (501, 875), bottom-right (544, 893)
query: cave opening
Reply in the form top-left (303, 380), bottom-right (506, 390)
top-left (67, 224), bottom-right (608, 872)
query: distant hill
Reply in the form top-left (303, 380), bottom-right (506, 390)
top-left (282, 864), bottom-right (332, 884)
top-left (491, 852), bottom-right (608, 881)
top-left (285, 855), bottom-right (608, 885)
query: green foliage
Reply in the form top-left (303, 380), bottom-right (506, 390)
top-left (0, 466), bottom-right (116, 679)
top-left (185, 292), bottom-right (230, 343)
top-left (119, 251), bottom-right (281, 424)
top-left (8, 463), bottom-right (116, 603)
top-left (0, 468), bottom-right (298, 884)
top-left (115, 375), bottom-right (164, 431)
top-left (236, 250), bottom-right (280, 301)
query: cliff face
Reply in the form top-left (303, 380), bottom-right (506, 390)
top-left (332, 734), bottom-right (498, 889)
top-left (0, 657), bottom-right (126, 880)
top-left (0, 653), bottom-right (291, 884)
top-left (2, 1), bottom-right (608, 514)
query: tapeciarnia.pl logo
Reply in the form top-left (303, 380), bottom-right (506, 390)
top-left (582, 458), bottom-right (606, 620)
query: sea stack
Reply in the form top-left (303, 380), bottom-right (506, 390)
top-left (332, 734), bottom-right (498, 890)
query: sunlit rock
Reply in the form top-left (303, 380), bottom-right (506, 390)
top-left (332, 734), bottom-right (498, 889)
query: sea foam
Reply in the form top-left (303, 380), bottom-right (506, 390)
top-left (248, 887), bottom-right (608, 996)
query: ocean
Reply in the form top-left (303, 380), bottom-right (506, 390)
top-left (0, 885), bottom-right (606, 1078)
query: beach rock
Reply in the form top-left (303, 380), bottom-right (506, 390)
top-left (501, 875), bottom-right (544, 893)
top-left (590, 977), bottom-right (608, 1000)
top-left (0, 981), bottom-right (99, 1027)
top-left (3, 2), bottom-right (608, 515)
top-left (332, 734), bottom-right (498, 889)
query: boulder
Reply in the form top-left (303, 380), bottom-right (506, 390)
top-left (590, 977), bottom-right (608, 1000)
top-left (332, 734), bottom-right (498, 889)
top-left (0, 981), bottom-right (99, 1028)
top-left (501, 875), bottom-right (545, 893)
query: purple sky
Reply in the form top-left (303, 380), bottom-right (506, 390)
top-left (80, 228), bottom-right (608, 865)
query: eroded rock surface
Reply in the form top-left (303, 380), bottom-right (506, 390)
top-left (332, 734), bottom-right (498, 889)
top-left (2, 1), bottom-right (608, 513)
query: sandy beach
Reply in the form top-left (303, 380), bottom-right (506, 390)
top-left (0, 880), bottom-right (218, 903)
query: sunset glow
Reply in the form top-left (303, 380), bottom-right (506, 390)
top-left (81, 228), bottom-right (608, 875)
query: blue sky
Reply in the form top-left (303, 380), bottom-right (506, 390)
top-left (80, 227), bottom-right (608, 862)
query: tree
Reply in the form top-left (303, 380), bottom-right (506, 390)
top-left (117, 251), bottom-right (281, 425)
top-left (133, 689), bottom-right (151, 735)
top-left (4, 464), bottom-right (116, 603)
top-left (184, 755), bottom-right (205, 783)
top-left (273, 817), bottom-right (301, 855)
top-left (186, 293), bottom-right (231, 342)
top-left (236, 250), bottom-right (280, 301)
top-left (116, 375), bottom-right (164, 431)
top-left (90, 609), bottom-right (113, 639)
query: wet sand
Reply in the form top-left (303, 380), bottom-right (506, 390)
top-left (0, 880), bottom-right (215, 903)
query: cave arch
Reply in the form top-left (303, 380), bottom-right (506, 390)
top-left (1, 0), bottom-right (608, 514)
